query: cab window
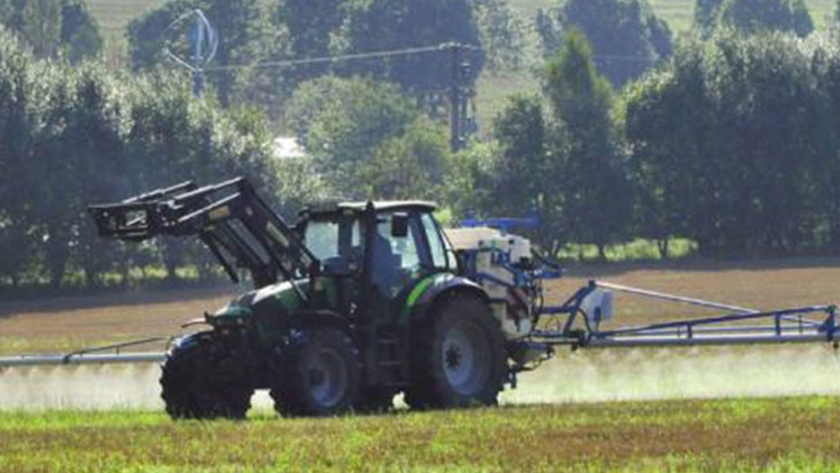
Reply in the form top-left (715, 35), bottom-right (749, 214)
top-left (304, 217), bottom-right (362, 261)
top-left (371, 213), bottom-right (424, 298)
top-left (421, 213), bottom-right (448, 269)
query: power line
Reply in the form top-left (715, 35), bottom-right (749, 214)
top-left (202, 43), bottom-right (478, 73)
top-left (200, 49), bottom-right (655, 73)
top-left (592, 54), bottom-right (658, 63)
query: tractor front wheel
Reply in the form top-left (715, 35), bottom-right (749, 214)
top-left (160, 337), bottom-right (253, 420)
top-left (270, 326), bottom-right (361, 417)
top-left (406, 295), bottom-right (507, 409)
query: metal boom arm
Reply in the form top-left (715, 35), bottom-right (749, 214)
top-left (88, 177), bottom-right (319, 290)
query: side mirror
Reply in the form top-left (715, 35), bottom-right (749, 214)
top-left (391, 213), bottom-right (409, 238)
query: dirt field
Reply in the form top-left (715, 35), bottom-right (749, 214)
top-left (0, 288), bottom-right (233, 355)
top-left (2, 257), bottom-right (840, 355)
top-left (555, 257), bottom-right (840, 327)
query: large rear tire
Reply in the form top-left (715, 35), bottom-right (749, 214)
top-left (160, 338), bottom-right (253, 420)
top-left (405, 295), bottom-right (507, 409)
top-left (270, 326), bottom-right (361, 417)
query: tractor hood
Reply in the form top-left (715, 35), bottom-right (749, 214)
top-left (211, 280), bottom-right (309, 324)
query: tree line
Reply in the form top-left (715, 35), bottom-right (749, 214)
top-left (5, 0), bottom-right (840, 294)
top-left (0, 28), bottom-right (281, 291)
top-left (489, 26), bottom-right (840, 259)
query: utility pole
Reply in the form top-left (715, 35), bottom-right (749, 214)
top-left (190, 16), bottom-right (205, 97)
top-left (449, 43), bottom-right (462, 153)
top-left (448, 43), bottom-right (476, 153)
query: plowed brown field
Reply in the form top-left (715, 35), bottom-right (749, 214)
top-left (3, 258), bottom-right (840, 355)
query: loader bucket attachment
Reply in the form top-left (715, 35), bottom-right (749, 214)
top-left (88, 177), bottom-right (320, 288)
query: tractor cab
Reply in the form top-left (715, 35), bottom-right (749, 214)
top-left (298, 201), bottom-right (458, 316)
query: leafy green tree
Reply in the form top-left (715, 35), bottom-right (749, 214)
top-left (285, 76), bottom-right (420, 197)
top-left (59, 0), bottom-right (102, 62)
top-left (203, 0), bottom-right (264, 107)
top-left (695, 0), bottom-right (813, 37)
top-left (0, 0), bottom-right (101, 62)
top-left (491, 94), bottom-right (547, 219)
top-left (21, 0), bottom-right (61, 58)
top-left (490, 94), bottom-right (569, 251)
top-left (127, 0), bottom-right (197, 70)
top-left (359, 117), bottom-right (452, 200)
top-left (0, 27), bottom-right (36, 286)
top-left (442, 139), bottom-right (500, 220)
top-left (535, 8), bottom-right (563, 58)
top-left (694, 0), bottom-right (724, 33)
top-left (472, 0), bottom-right (538, 72)
top-left (545, 29), bottom-right (631, 259)
top-left (623, 31), bottom-right (833, 256)
top-left (0, 25), bottom-right (281, 290)
top-left (124, 72), bottom-right (277, 281)
top-left (623, 44), bottom-right (710, 258)
top-left (538, 0), bottom-right (673, 88)
top-left (332, 0), bottom-right (484, 96)
top-left (791, 0), bottom-right (812, 36)
top-left (273, 0), bottom-right (344, 83)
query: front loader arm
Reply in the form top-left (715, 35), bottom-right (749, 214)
top-left (88, 177), bottom-right (319, 290)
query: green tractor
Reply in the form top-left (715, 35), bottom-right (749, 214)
top-left (89, 177), bottom-right (509, 418)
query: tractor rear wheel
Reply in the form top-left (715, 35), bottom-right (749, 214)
top-left (160, 338), bottom-right (253, 420)
top-left (270, 326), bottom-right (361, 417)
top-left (405, 295), bottom-right (507, 409)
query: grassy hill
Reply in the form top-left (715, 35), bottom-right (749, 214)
top-left (508, 0), bottom-right (836, 32)
top-left (87, 0), bottom-right (836, 49)
top-left (87, 0), bottom-right (166, 38)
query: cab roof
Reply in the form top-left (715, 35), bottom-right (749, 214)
top-left (301, 200), bottom-right (438, 217)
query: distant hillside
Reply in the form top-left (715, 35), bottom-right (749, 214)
top-left (509, 0), bottom-right (835, 32)
top-left (87, 0), bottom-right (166, 37)
top-left (87, 0), bottom-right (837, 42)
top-left (84, 0), bottom-right (838, 128)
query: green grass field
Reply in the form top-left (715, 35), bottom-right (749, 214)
top-left (1, 397), bottom-right (838, 471)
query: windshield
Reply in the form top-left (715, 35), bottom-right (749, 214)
top-left (304, 217), bottom-right (363, 261)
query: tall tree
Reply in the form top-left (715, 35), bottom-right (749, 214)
top-left (695, 0), bottom-right (813, 37)
top-left (538, 0), bottom-right (673, 88)
top-left (273, 0), bottom-right (344, 83)
top-left (359, 116), bottom-right (452, 200)
top-left (59, 0), bottom-right (103, 63)
top-left (694, 0), bottom-right (724, 33)
top-left (472, 0), bottom-right (538, 72)
top-left (545, 29), bottom-right (631, 259)
top-left (492, 94), bottom-right (547, 219)
top-left (0, 27), bottom-right (35, 286)
top-left (624, 32), bottom-right (832, 256)
top-left (332, 0), bottom-right (484, 97)
top-left (21, 0), bottom-right (61, 58)
top-left (0, 0), bottom-right (101, 62)
top-left (285, 76), bottom-right (421, 198)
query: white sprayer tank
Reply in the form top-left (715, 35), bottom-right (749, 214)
top-left (445, 226), bottom-right (535, 340)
